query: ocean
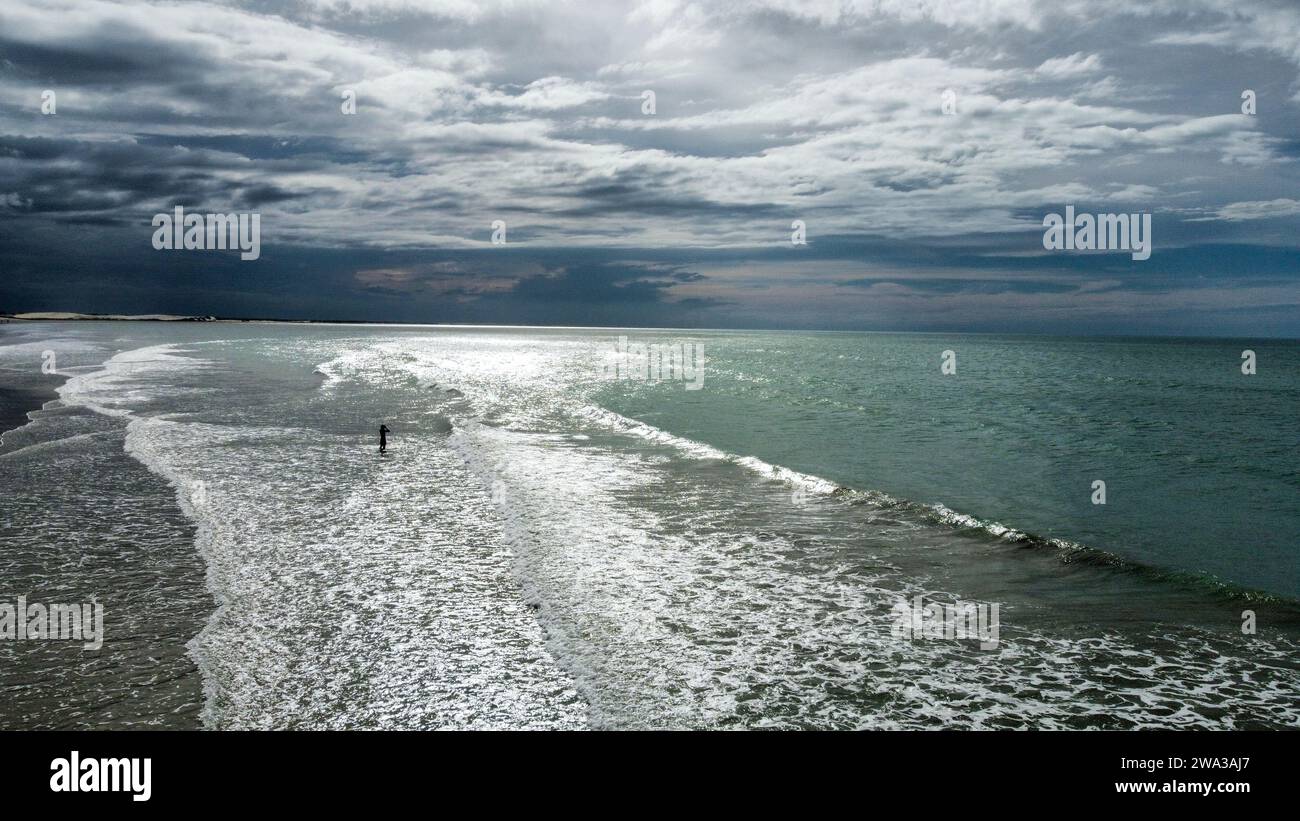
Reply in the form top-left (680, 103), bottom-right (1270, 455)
top-left (1, 320), bottom-right (1297, 729)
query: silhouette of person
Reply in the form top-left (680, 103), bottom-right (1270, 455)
top-left (379, 424), bottom-right (390, 453)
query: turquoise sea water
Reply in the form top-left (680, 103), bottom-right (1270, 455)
top-left (1, 321), bottom-right (1297, 729)
top-left (598, 332), bottom-right (1300, 598)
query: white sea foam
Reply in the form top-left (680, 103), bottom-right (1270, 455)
top-left (31, 331), bottom-right (1298, 730)
top-left (58, 344), bottom-right (207, 418)
top-left (58, 341), bottom-right (589, 729)
top-left (365, 336), bottom-right (1300, 729)
top-left (0, 430), bottom-right (116, 460)
top-left (576, 403), bottom-right (844, 495)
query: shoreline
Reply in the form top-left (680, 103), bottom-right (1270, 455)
top-left (0, 383), bottom-right (61, 440)
top-left (0, 346), bottom-right (210, 729)
top-left (3, 312), bottom-right (220, 322)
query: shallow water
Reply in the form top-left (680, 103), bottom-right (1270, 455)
top-left (1, 322), bottom-right (1296, 729)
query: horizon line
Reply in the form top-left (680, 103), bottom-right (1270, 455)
top-left (3, 312), bottom-right (1298, 341)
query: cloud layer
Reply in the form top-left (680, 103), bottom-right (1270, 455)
top-left (1, 0), bottom-right (1298, 333)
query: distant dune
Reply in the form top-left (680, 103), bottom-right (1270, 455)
top-left (4, 312), bottom-right (218, 322)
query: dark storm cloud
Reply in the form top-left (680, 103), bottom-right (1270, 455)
top-left (837, 278), bottom-right (1078, 295)
top-left (0, 135), bottom-right (282, 217)
top-left (508, 263), bottom-right (706, 303)
top-left (0, 24), bottom-right (212, 85)
top-left (135, 134), bottom-right (376, 165)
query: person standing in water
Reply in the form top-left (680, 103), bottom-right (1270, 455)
top-left (379, 424), bottom-right (390, 453)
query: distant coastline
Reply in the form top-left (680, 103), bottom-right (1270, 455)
top-left (1, 312), bottom-right (456, 326)
top-left (2, 312), bottom-right (220, 322)
top-left (0, 312), bottom-right (361, 324)
top-left (0, 312), bottom-right (458, 325)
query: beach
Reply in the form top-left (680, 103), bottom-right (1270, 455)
top-left (2, 320), bottom-right (1297, 729)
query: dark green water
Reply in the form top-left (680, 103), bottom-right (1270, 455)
top-left (598, 332), bottom-right (1300, 599)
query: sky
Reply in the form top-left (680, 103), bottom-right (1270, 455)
top-left (1, 0), bottom-right (1299, 335)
